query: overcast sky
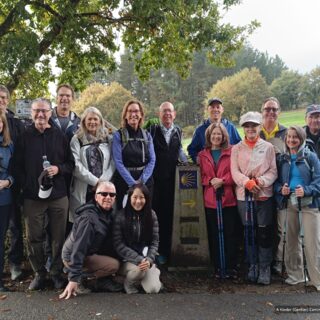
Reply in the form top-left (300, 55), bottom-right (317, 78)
top-left (223, 0), bottom-right (320, 73)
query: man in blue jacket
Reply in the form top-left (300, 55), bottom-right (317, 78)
top-left (187, 98), bottom-right (241, 163)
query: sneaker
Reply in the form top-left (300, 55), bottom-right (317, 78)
top-left (285, 277), bottom-right (306, 285)
top-left (28, 273), bottom-right (46, 290)
top-left (10, 265), bottom-right (23, 281)
top-left (257, 266), bottom-right (271, 285)
top-left (247, 264), bottom-right (258, 282)
top-left (96, 277), bottom-right (123, 292)
top-left (272, 262), bottom-right (282, 275)
top-left (0, 280), bottom-right (9, 292)
top-left (124, 279), bottom-right (139, 294)
top-left (51, 275), bottom-right (66, 289)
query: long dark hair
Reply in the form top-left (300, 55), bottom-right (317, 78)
top-left (124, 183), bottom-right (153, 244)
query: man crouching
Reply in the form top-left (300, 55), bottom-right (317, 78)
top-left (60, 181), bottom-right (122, 299)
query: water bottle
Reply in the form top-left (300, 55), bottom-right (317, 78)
top-left (42, 155), bottom-right (52, 179)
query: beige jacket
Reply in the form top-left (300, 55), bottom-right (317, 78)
top-left (230, 139), bottom-right (277, 201)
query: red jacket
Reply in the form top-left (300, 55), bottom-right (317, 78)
top-left (198, 147), bottom-right (236, 209)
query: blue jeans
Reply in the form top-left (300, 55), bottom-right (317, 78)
top-left (0, 204), bottom-right (12, 277)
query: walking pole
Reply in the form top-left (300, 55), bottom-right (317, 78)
top-left (216, 187), bottom-right (226, 279)
top-left (281, 196), bottom-right (289, 283)
top-left (245, 189), bottom-right (256, 280)
top-left (297, 196), bottom-right (308, 291)
top-left (249, 191), bottom-right (256, 279)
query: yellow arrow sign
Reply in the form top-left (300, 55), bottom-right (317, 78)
top-left (182, 199), bottom-right (196, 208)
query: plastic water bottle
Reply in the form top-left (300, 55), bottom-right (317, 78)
top-left (42, 155), bottom-right (52, 179)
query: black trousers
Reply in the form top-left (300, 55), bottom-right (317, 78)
top-left (205, 206), bottom-right (239, 271)
top-left (152, 177), bottom-right (175, 257)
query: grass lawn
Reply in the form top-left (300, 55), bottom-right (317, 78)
top-left (182, 108), bottom-right (306, 150)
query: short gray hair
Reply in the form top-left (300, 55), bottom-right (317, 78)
top-left (31, 98), bottom-right (52, 109)
top-left (96, 180), bottom-right (116, 193)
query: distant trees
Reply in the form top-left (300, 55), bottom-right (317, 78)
top-left (270, 70), bottom-right (303, 110)
top-left (301, 67), bottom-right (320, 104)
top-left (73, 82), bottom-right (134, 127)
top-left (207, 68), bottom-right (270, 121)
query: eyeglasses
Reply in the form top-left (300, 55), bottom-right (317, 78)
top-left (263, 107), bottom-right (279, 113)
top-left (96, 192), bottom-right (117, 198)
top-left (243, 123), bottom-right (259, 128)
top-left (32, 109), bottom-right (52, 114)
top-left (127, 110), bottom-right (141, 114)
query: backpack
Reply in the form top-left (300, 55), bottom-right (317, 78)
top-left (119, 127), bottom-right (149, 150)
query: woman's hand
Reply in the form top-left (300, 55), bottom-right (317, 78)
top-left (0, 179), bottom-right (10, 190)
top-left (281, 183), bottom-right (290, 196)
top-left (210, 178), bottom-right (224, 190)
top-left (138, 259), bottom-right (150, 271)
top-left (295, 185), bottom-right (304, 198)
top-left (59, 281), bottom-right (78, 300)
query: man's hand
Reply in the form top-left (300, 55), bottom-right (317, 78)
top-left (59, 281), bottom-right (78, 300)
top-left (46, 165), bottom-right (59, 177)
top-left (138, 259), bottom-right (150, 271)
top-left (0, 179), bottom-right (9, 190)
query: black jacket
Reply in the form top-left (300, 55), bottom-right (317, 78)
top-left (305, 125), bottom-right (320, 159)
top-left (14, 124), bottom-right (74, 200)
top-left (148, 124), bottom-right (182, 181)
top-left (113, 209), bottom-right (159, 266)
top-left (62, 201), bottom-right (115, 282)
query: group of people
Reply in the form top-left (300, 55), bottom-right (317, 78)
top-left (0, 84), bottom-right (185, 297)
top-left (195, 97), bottom-right (320, 291)
top-left (1, 81), bottom-right (320, 296)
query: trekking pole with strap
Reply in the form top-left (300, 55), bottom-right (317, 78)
top-left (216, 187), bottom-right (226, 279)
top-left (297, 196), bottom-right (308, 291)
top-left (245, 189), bottom-right (256, 278)
top-left (281, 195), bottom-right (289, 283)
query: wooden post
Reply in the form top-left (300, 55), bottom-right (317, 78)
top-left (170, 165), bottom-right (210, 268)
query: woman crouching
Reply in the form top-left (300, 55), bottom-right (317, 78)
top-left (113, 183), bottom-right (161, 294)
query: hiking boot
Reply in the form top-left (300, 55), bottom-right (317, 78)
top-left (51, 275), bottom-right (66, 289)
top-left (0, 280), bottom-right (9, 292)
top-left (96, 277), bottom-right (123, 292)
top-left (10, 265), bottom-right (23, 281)
top-left (257, 265), bottom-right (271, 285)
top-left (28, 273), bottom-right (46, 290)
top-left (124, 279), bottom-right (139, 294)
top-left (247, 264), bottom-right (258, 282)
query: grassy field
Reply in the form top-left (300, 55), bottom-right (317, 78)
top-left (182, 108), bottom-right (306, 150)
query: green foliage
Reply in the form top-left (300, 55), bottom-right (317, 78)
top-left (207, 67), bottom-right (270, 121)
top-left (301, 67), bottom-right (320, 104)
top-left (0, 0), bottom-right (256, 95)
top-left (73, 82), bottom-right (134, 127)
top-left (270, 70), bottom-right (303, 110)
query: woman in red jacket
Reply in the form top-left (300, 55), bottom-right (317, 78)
top-left (199, 123), bottom-right (238, 278)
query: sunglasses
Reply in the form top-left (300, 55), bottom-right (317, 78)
top-left (263, 107), bottom-right (279, 113)
top-left (96, 191), bottom-right (116, 198)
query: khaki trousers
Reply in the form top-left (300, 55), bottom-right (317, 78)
top-left (279, 202), bottom-right (320, 288)
top-left (24, 197), bottom-right (68, 275)
top-left (120, 262), bottom-right (161, 294)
